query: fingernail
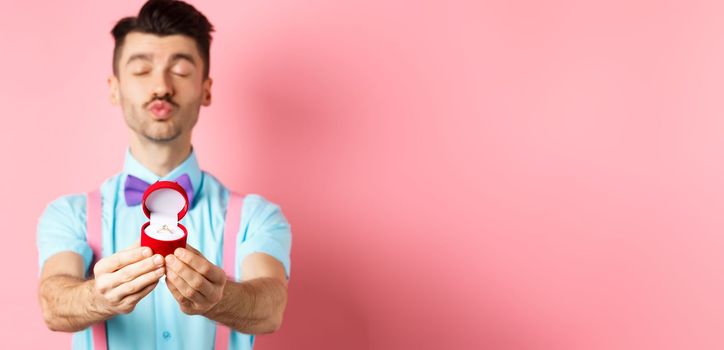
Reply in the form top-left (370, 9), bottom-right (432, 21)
top-left (153, 255), bottom-right (163, 265)
top-left (142, 248), bottom-right (152, 257)
top-left (175, 249), bottom-right (184, 258)
top-left (166, 255), bottom-right (175, 265)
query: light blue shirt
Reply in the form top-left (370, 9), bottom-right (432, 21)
top-left (37, 149), bottom-right (292, 350)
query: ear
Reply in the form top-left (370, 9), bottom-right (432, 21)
top-left (201, 77), bottom-right (212, 107)
top-left (108, 75), bottom-right (120, 106)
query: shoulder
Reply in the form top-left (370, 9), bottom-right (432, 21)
top-left (243, 194), bottom-right (283, 215)
top-left (201, 172), bottom-right (281, 210)
top-left (199, 171), bottom-right (289, 226)
top-left (38, 174), bottom-right (123, 232)
top-left (241, 194), bottom-right (290, 232)
top-left (37, 192), bottom-right (89, 242)
top-left (39, 193), bottom-right (87, 224)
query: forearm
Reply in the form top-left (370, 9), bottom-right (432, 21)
top-left (204, 277), bottom-right (288, 334)
top-left (38, 275), bottom-right (111, 332)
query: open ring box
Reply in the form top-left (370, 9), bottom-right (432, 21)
top-left (140, 180), bottom-right (189, 256)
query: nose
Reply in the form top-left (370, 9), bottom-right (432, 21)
top-left (151, 70), bottom-right (174, 98)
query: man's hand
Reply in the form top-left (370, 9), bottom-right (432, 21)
top-left (91, 243), bottom-right (166, 315)
top-left (165, 245), bottom-right (227, 315)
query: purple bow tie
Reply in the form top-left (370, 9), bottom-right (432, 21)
top-left (124, 173), bottom-right (194, 207)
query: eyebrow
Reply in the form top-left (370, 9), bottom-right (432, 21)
top-left (125, 53), bottom-right (152, 66)
top-left (125, 53), bottom-right (197, 67)
top-left (171, 53), bottom-right (196, 66)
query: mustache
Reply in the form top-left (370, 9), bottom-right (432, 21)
top-left (144, 94), bottom-right (179, 109)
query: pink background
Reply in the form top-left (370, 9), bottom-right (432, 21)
top-left (1, 0), bottom-right (724, 349)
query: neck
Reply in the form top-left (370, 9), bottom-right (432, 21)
top-left (128, 132), bottom-right (192, 177)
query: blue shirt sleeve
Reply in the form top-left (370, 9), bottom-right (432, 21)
top-left (237, 194), bottom-right (292, 280)
top-left (36, 194), bottom-right (93, 274)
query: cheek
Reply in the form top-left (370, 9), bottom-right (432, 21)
top-left (176, 83), bottom-right (204, 101)
top-left (118, 82), bottom-right (149, 105)
top-left (173, 76), bottom-right (205, 95)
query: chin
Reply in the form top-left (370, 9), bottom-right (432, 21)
top-left (143, 130), bottom-right (182, 143)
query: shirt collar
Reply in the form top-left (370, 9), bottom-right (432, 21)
top-left (122, 147), bottom-right (203, 203)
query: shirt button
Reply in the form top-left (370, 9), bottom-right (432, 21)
top-left (162, 331), bottom-right (171, 340)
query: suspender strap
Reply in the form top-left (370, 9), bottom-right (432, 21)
top-left (215, 192), bottom-right (244, 350)
top-left (86, 190), bottom-right (108, 350)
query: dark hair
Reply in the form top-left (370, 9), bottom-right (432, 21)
top-left (111, 0), bottom-right (214, 78)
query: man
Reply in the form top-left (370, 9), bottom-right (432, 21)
top-left (36, 1), bottom-right (291, 349)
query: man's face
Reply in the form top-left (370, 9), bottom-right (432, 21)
top-left (109, 32), bottom-right (212, 143)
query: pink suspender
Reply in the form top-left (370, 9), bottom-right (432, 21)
top-left (86, 190), bottom-right (108, 350)
top-left (86, 189), bottom-right (243, 350)
top-left (215, 192), bottom-right (244, 350)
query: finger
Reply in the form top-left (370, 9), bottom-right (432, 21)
top-left (120, 280), bottom-right (158, 308)
top-left (109, 254), bottom-right (164, 290)
top-left (107, 265), bottom-right (165, 302)
top-left (165, 260), bottom-right (210, 303)
top-left (165, 277), bottom-right (194, 308)
top-left (122, 241), bottom-right (141, 250)
top-left (94, 255), bottom-right (159, 295)
top-left (94, 247), bottom-right (152, 274)
top-left (184, 245), bottom-right (201, 256)
top-left (165, 266), bottom-right (210, 304)
top-left (166, 254), bottom-right (216, 297)
top-left (174, 248), bottom-right (226, 284)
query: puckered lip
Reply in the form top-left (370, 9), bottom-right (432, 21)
top-left (147, 100), bottom-right (173, 111)
top-left (147, 100), bottom-right (175, 120)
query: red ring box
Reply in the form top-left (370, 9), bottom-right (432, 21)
top-left (140, 180), bottom-right (189, 256)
